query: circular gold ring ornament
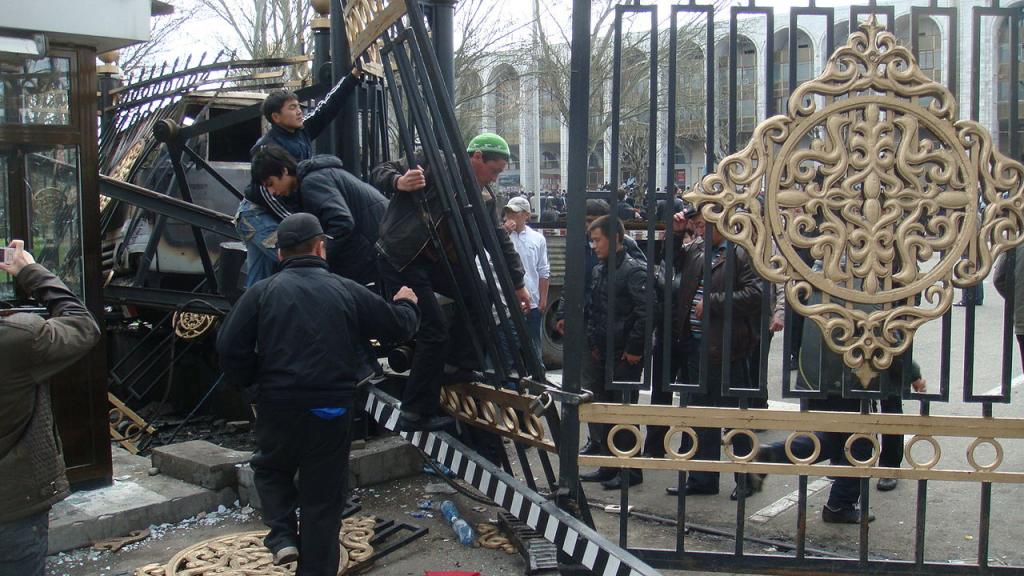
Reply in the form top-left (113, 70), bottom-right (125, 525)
top-left (784, 431), bottom-right (821, 465)
top-left (966, 437), bottom-right (1003, 472)
top-left (905, 435), bottom-right (942, 470)
top-left (843, 433), bottom-right (880, 467)
top-left (607, 424), bottom-right (642, 458)
top-left (723, 429), bottom-right (760, 463)
top-left (664, 426), bottom-right (699, 460)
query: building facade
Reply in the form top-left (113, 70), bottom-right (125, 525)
top-left (454, 0), bottom-right (1024, 205)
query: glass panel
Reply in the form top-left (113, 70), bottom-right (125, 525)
top-left (0, 154), bottom-right (12, 300)
top-left (0, 57), bottom-right (72, 125)
top-left (27, 146), bottom-right (82, 296)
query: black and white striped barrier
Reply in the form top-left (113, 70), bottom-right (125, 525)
top-left (365, 388), bottom-right (660, 576)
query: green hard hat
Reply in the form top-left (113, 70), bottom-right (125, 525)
top-left (466, 132), bottom-right (510, 157)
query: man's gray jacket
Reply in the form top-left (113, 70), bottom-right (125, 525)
top-left (0, 265), bottom-right (101, 523)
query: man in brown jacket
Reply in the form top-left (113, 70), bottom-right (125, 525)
top-left (0, 240), bottom-right (101, 575)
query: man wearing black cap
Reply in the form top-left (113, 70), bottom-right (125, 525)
top-left (217, 213), bottom-right (419, 575)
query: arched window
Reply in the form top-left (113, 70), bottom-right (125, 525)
top-left (676, 42), bottom-right (704, 141)
top-left (491, 65), bottom-right (520, 147)
top-left (995, 5), bottom-right (1024, 155)
top-left (456, 71), bottom-right (483, 140)
top-left (773, 28), bottom-right (814, 115)
top-left (715, 35), bottom-right (757, 151)
top-left (896, 15), bottom-right (943, 83)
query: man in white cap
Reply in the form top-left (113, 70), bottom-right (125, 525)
top-left (503, 196), bottom-right (550, 366)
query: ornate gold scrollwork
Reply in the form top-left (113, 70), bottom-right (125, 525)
top-left (135, 516), bottom-right (377, 575)
top-left (440, 383), bottom-right (556, 452)
top-left (172, 311), bottom-right (217, 340)
top-left (684, 17), bottom-right (1024, 386)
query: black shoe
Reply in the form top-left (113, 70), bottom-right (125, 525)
top-left (822, 506), bottom-right (875, 524)
top-left (580, 467), bottom-right (618, 482)
top-left (876, 477), bottom-right (898, 491)
top-left (442, 368), bottom-right (485, 384)
top-left (666, 484), bottom-right (719, 496)
top-left (601, 471), bottom-right (643, 490)
top-left (397, 412), bottom-right (454, 432)
top-left (730, 473), bottom-right (766, 500)
top-left (272, 544), bottom-right (299, 566)
top-left (579, 439), bottom-right (602, 455)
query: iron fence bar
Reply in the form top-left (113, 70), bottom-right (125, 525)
top-left (604, 5), bottom-right (622, 394)
top-left (133, 214), bottom-right (168, 287)
top-left (641, 1), bottom-right (659, 401)
top-left (382, 29), bottom-right (499, 379)
top-left (397, 30), bottom-right (522, 384)
top-left (664, 1), bottom-right (714, 395)
top-left (914, 478), bottom-right (928, 566)
top-left (179, 144), bottom-right (244, 201)
top-left (859, 400), bottom-right (870, 563)
top-left (979, 481), bottom-right (993, 570)
top-left (796, 474), bottom-right (808, 559)
top-left (403, 5), bottom-right (544, 380)
top-left (559, 0), bottom-right (592, 520)
top-left (166, 141), bottom-right (219, 293)
top-left (511, 439), bottom-right (539, 493)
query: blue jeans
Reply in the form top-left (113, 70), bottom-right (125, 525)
top-left (235, 199), bottom-right (280, 287)
top-left (0, 510), bottom-right (48, 576)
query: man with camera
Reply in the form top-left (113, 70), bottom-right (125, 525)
top-left (0, 240), bottom-right (101, 575)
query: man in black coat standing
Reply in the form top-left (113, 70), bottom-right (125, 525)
top-left (666, 212), bottom-right (765, 500)
top-left (251, 145), bottom-right (388, 285)
top-left (217, 214), bottom-right (419, 575)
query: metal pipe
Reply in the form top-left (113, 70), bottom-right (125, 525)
top-left (331, 0), bottom-right (361, 175)
top-left (557, 0), bottom-right (591, 515)
top-left (312, 2), bottom-right (334, 155)
top-left (424, 0), bottom-right (457, 99)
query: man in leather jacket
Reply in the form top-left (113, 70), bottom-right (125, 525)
top-left (578, 215), bottom-right (653, 489)
top-left (0, 240), bottom-right (101, 575)
top-left (665, 212), bottom-right (765, 500)
top-left (370, 133), bottom-right (529, 432)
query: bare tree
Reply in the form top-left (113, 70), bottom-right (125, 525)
top-left (117, 3), bottom-right (203, 78)
top-left (533, 1), bottom-right (735, 189)
top-left (195, 0), bottom-right (312, 59)
top-left (452, 0), bottom-right (534, 142)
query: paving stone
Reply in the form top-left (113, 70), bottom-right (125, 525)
top-left (151, 440), bottom-right (250, 490)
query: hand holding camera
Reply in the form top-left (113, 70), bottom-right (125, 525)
top-left (0, 240), bottom-right (36, 277)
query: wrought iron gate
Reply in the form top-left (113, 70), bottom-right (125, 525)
top-left (99, 0), bottom-right (1024, 574)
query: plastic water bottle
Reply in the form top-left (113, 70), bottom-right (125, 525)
top-left (440, 500), bottom-right (475, 546)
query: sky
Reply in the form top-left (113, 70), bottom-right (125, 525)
top-left (146, 0), bottom-right (908, 69)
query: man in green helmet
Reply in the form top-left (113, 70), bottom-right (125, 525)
top-left (371, 133), bottom-right (529, 432)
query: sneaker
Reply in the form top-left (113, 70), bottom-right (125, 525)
top-left (273, 545), bottom-right (299, 565)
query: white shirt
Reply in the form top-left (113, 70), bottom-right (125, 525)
top-left (509, 225), bottom-right (550, 310)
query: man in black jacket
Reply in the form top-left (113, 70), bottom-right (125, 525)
top-left (0, 240), bottom-right (101, 576)
top-left (665, 212), bottom-right (765, 500)
top-left (251, 145), bottom-right (388, 285)
top-left (370, 132), bottom-right (529, 432)
top-left (236, 71), bottom-right (361, 286)
top-left (579, 216), bottom-right (653, 489)
top-left (217, 214), bottom-right (419, 575)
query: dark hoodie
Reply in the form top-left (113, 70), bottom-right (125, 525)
top-left (294, 155), bottom-right (389, 285)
